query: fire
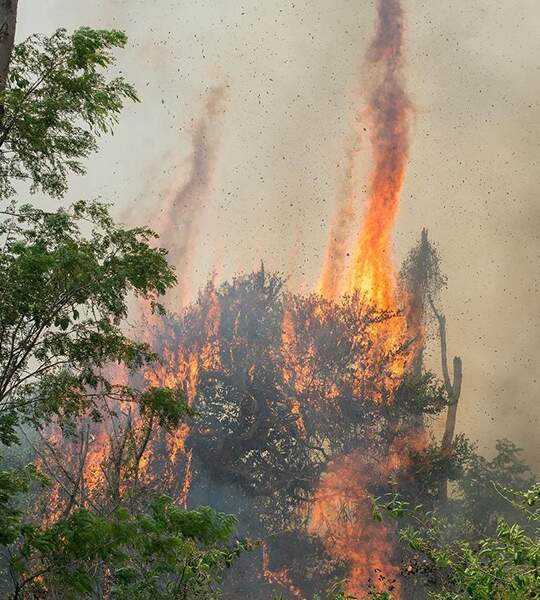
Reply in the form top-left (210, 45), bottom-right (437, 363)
top-left (308, 453), bottom-right (399, 597)
top-left (144, 280), bottom-right (222, 507)
top-left (320, 0), bottom-right (411, 315)
top-left (310, 1), bottom-right (421, 596)
top-left (262, 541), bottom-right (302, 598)
top-left (346, 0), bottom-right (411, 311)
top-left (37, 1), bottom-right (428, 598)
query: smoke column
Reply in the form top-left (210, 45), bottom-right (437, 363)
top-left (318, 144), bottom-right (359, 300)
top-left (152, 84), bottom-right (229, 310)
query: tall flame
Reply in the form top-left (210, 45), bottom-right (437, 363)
top-left (312, 1), bottom-right (417, 596)
top-left (347, 0), bottom-right (411, 311)
top-left (320, 0), bottom-right (411, 313)
top-left (38, 2), bottom-right (425, 597)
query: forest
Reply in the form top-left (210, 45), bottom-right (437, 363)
top-left (0, 1), bottom-right (539, 599)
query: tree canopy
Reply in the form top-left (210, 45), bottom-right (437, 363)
top-left (0, 27), bottom-right (138, 198)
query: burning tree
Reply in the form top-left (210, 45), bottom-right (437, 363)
top-left (115, 264), bottom-right (458, 599)
top-left (2, 0), bottom-right (513, 598)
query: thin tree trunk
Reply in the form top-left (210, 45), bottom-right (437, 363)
top-left (0, 0), bottom-right (18, 95)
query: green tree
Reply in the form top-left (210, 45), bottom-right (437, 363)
top-left (372, 476), bottom-right (540, 599)
top-left (7, 496), bottom-right (246, 600)
top-left (0, 19), bottom-right (244, 600)
top-left (0, 26), bottom-right (138, 198)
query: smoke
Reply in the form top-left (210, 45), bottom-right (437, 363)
top-left (318, 145), bottom-right (358, 300)
top-left (19, 0), bottom-right (540, 473)
top-left (151, 84), bottom-right (229, 309)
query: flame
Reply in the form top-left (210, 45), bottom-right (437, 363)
top-left (149, 284), bottom-right (221, 506)
top-left (311, 1), bottom-right (422, 596)
top-left (308, 453), bottom-right (400, 597)
top-left (38, 3), bottom-right (427, 597)
top-left (347, 0), bottom-right (411, 313)
top-left (320, 0), bottom-right (411, 315)
top-left (281, 301), bottom-right (307, 435)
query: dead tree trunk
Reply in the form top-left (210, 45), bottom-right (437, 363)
top-left (429, 295), bottom-right (462, 503)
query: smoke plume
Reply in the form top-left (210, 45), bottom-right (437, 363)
top-left (152, 84), bottom-right (229, 310)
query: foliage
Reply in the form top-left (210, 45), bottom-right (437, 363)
top-left (400, 229), bottom-right (447, 313)
top-left (144, 269), bottom-right (467, 598)
top-left (6, 496), bottom-right (245, 600)
top-left (0, 27), bottom-right (138, 198)
top-left (452, 439), bottom-right (534, 537)
top-left (0, 199), bottom-right (177, 446)
top-left (0, 461), bottom-right (45, 546)
top-left (0, 21), bottom-right (244, 600)
top-left (373, 481), bottom-right (540, 599)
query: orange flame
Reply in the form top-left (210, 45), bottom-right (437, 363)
top-left (40, 4), bottom-right (426, 598)
top-left (347, 0), bottom-right (411, 312)
top-left (308, 452), bottom-right (400, 597)
top-left (312, 1), bottom-right (421, 596)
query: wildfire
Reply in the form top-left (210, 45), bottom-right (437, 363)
top-left (144, 280), bottom-right (222, 507)
top-left (262, 541), bottom-right (302, 598)
top-left (308, 453), bottom-right (399, 597)
top-left (347, 0), bottom-right (411, 312)
top-left (37, 1), bottom-right (428, 598)
top-left (320, 0), bottom-right (411, 315)
top-left (310, 0), bottom-right (421, 597)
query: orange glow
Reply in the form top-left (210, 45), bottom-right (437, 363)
top-left (308, 452), bottom-right (400, 597)
top-left (39, 3), bottom-right (428, 598)
top-left (281, 301), bottom-right (307, 434)
top-left (312, 1), bottom-right (422, 596)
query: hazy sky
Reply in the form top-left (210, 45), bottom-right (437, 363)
top-left (20, 1), bottom-right (540, 465)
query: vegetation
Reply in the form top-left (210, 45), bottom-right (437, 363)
top-left (373, 481), bottom-right (540, 599)
top-left (0, 18), bottom-right (242, 600)
top-left (0, 27), bottom-right (138, 198)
